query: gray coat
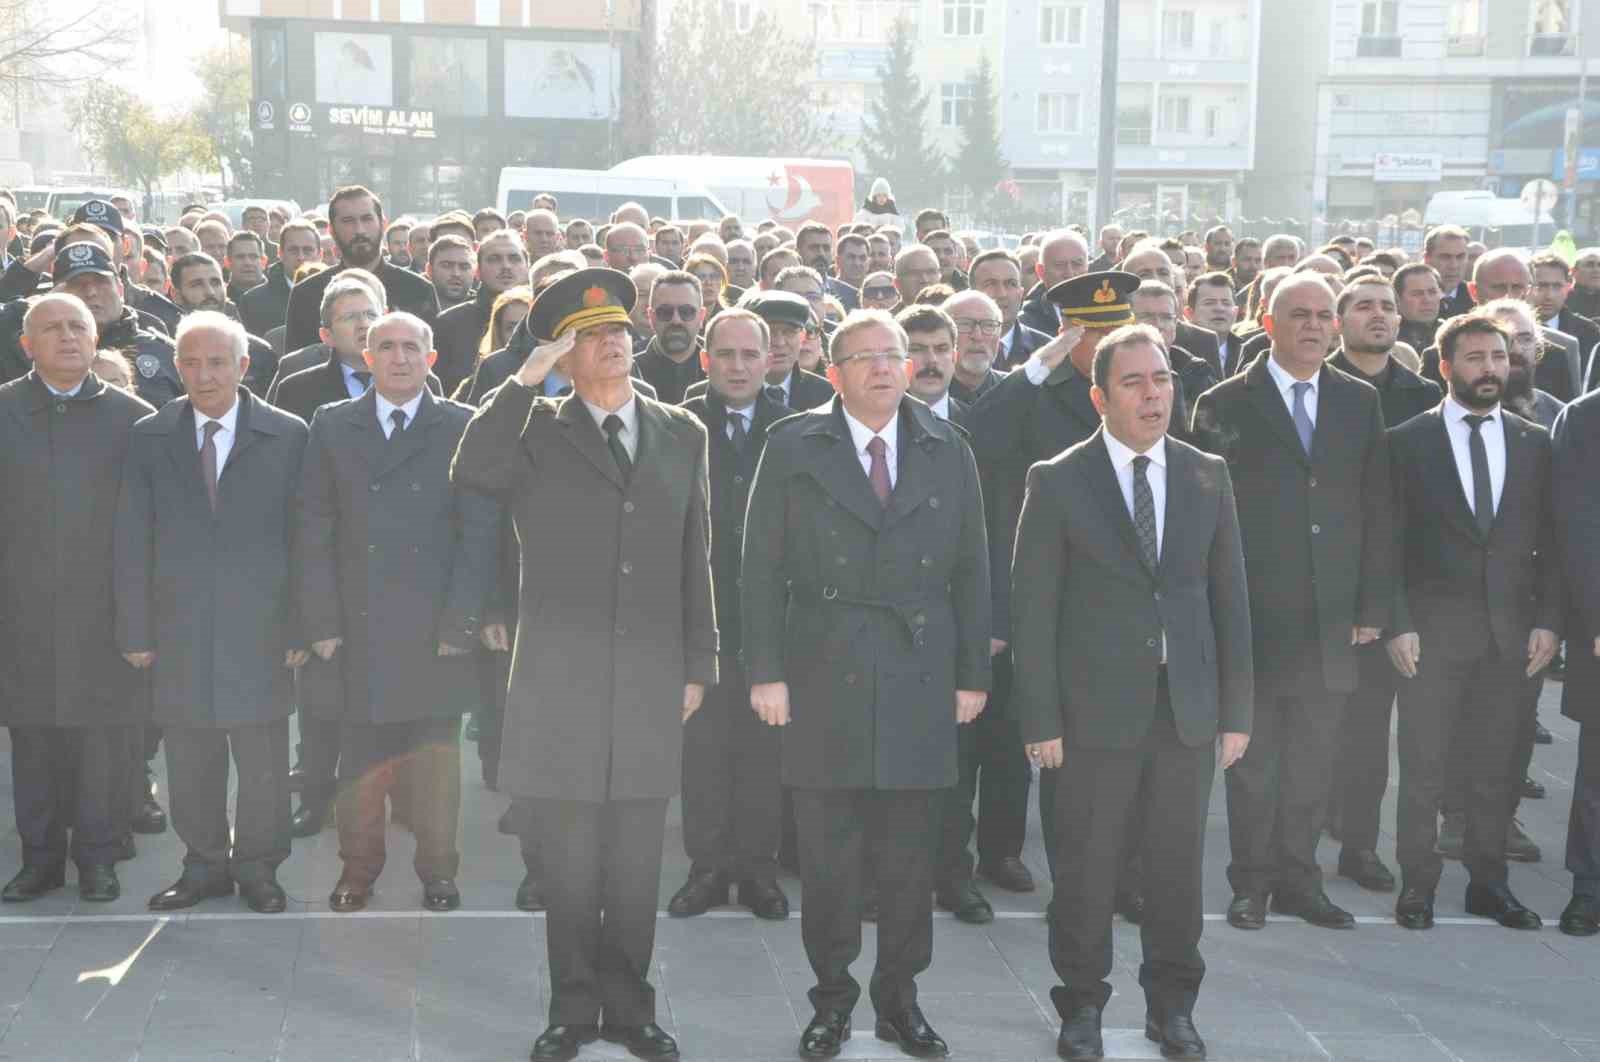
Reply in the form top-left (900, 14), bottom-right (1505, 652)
top-left (451, 384), bottom-right (718, 803)
top-left (0, 372), bottom-right (153, 726)
top-left (114, 391), bottom-right (309, 728)
top-left (741, 397), bottom-right (991, 791)
top-left (295, 390), bottom-right (497, 724)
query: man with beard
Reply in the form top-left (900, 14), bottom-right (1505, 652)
top-left (1088, 224), bottom-right (1122, 272)
top-left (1324, 278), bottom-right (1441, 897)
top-left (284, 186), bottom-right (439, 352)
top-left (945, 289), bottom-right (1008, 405)
top-left (427, 235), bottom-right (476, 312)
top-left (167, 252), bottom-right (279, 393)
top-left (432, 230), bottom-right (528, 397)
top-left (1569, 247), bottom-right (1600, 320)
top-left (240, 220), bottom-right (322, 341)
top-left (726, 239), bottom-right (757, 290)
top-left (1386, 311), bottom-right (1559, 932)
top-left (224, 231), bottom-right (269, 306)
top-left (635, 270), bottom-right (707, 404)
top-left (1020, 230), bottom-right (1090, 337)
top-left (835, 234), bottom-right (869, 311)
top-left (384, 219), bottom-right (413, 268)
top-left (1490, 298), bottom-right (1566, 429)
top-left (1186, 271), bottom-right (1246, 377)
top-left (971, 250), bottom-right (1049, 370)
top-left (1530, 253), bottom-right (1600, 392)
top-left (1204, 225), bottom-right (1234, 272)
top-left (1455, 250), bottom-right (1581, 402)
top-left (1231, 238), bottom-right (1263, 300)
top-left (1393, 262), bottom-right (1444, 354)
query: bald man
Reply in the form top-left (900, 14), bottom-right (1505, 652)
top-left (1020, 230), bottom-right (1089, 337)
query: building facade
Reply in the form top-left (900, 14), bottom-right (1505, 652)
top-left (222, 0), bottom-right (651, 214)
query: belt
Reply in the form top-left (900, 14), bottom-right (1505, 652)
top-left (788, 580), bottom-right (944, 647)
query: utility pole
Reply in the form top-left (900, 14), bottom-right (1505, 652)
top-left (1569, 0), bottom-right (1587, 233)
top-left (1095, 0), bottom-right (1120, 233)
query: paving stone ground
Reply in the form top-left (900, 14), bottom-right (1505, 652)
top-left (0, 681), bottom-right (1597, 1060)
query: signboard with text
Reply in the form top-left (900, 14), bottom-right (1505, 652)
top-left (1373, 153), bottom-right (1443, 182)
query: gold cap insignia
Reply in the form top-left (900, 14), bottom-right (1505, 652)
top-left (1092, 280), bottom-right (1117, 305)
top-left (582, 285), bottom-right (609, 308)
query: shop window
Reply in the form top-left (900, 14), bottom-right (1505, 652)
top-left (411, 37), bottom-right (488, 117)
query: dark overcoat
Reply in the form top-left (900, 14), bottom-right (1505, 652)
top-left (740, 396), bottom-right (991, 791)
top-left (1554, 391), bottom-right (1600, 725)
top-left (0, 372), bottom-right (153, 725)
top-left (295, 390), bottom-right (497, 724)
top-left (114, 390), bottom-right (309, 727)
top-left (451, 384), bottom-right (719, 803)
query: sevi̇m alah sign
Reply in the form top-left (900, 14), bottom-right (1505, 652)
top-left (324, 105), bottom-right (437, 140)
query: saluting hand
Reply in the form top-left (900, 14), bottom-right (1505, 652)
top-left (481, 623), bottom-right (509, 652)
top-left (516, 330), bottom-right (575, 389)
top-left (682, 683), bottom-right (705, 722)
top-left (956, 690), bottom-right (987, 724)
top-left (750, 681), bottom-right (790, 727)
top-left (1033, 323), bottom-right (1085, 374)
top-left (284, 649), bottom-right (309, 669)
top-left (311, 637), bottom-right (342, 661)
top-left (437, 641), bottom-right (470, 657)
top-left (123, 651), bottom-right (154, 670)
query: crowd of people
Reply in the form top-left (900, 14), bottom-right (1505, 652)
top-left (0, 178), bottom-right (1597, 1062)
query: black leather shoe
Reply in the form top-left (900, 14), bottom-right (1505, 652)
top-left (666, 871), bottom-right (727, 917)
top-left (1271, 888), bottom-right (1355, 929)
top-left (1506, 819), bottom-right (1542, 863)
top-left (241, 878), bottom-right (287, 914)
top-left (1056, 1004), bottom-right (1103, 1060)
top-left (289, 800), bottom-right (329, 838)
top-left (1465, 882), bottom-right (1542, 929)
top-left (529, 1023), bottom-right (598, 1061)
top-left (601, 1022), bottom-right (679, 1060)
top-left (78, 864), bottom-right (120, 902)
top-left (329, 876), bottom-right (372, 913)
top-left (1535, 721), bottom-right (1554, 744)
top-left (149, 874), bottom-right (234, 911)
top-left (736, 877), bottom-right (790, 920)
top-left (977, 856), bottom-right (1035, 892)
top-left (936, 880), bottom-right (994, 924)
top-left (799, 1010), bottom-right (851, 1058)
top-left (1522, 776), bottom-right (1547, 799)
top-left (1395, 887), bottom-right (1435, 930)
top-left (131, 797), bottom-right (168, 835)
top-left (1337, 849), bottom-right (1396, 892)
top-left (1145, 1012), bottom-right (1207, 1059)
top-left (862, 883), bottom-right (880, 922)
top-left (515, 873), bottom-right (545, 912)
top-left (1226, 892), bottom-right (1267, 930)
top-left (2, 864), bottom-right (64, 902)
top-left (874, 1005), bottom-right (947, 1058)
top-left (1115, 889), bottom-right (1145, 924)
top-left (422, 878), bottom-right (460, 912)
top-left (1560, 895), bottom-right (1600, 937)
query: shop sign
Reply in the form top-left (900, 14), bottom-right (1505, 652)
top-left (1373, 153), bottom-right (1443, 183)
top-left (325, 105), bottom-right (437, 139)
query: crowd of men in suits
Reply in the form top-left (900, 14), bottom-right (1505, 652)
top-left (2, 179), bottom-right (1600, 1062)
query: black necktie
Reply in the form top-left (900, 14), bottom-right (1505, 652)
top-left (352, 370), bottom-right (372, 394)
top-left (765, 384), bottom-right (786, 406)
top-left (389, 408), bottom-right (407, 439)
top-left (728, 410), bottom-right (748, 453)
top-left (603, 413), bottom-right (632, 484)
top-left (1132, 455), bottom-right (1158, 571)
top-left (1464, 414), bottom-right (1494, 536)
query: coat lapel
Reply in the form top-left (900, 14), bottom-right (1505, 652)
top-left (1494, 411), bottom-right (1532, 540)
top-left (220, 389), bottom-right (258, 474)
top-left (375, 390), bottom-right (441, 479)
top-left (163, 401), bottom-right (209, 508)
top-left (1043, 361), bottom-right (1101, 436)
top-left (349, 390), bottom-right (390, 474)
top-left (554, 393), bottom-right (625, 490)
top-left (1245, 356), bottom-right (1311, 467)
top-left (883, 401), bottom-right (940, 528)
top-left (1085, 430), bottom-right (1153, 577)
top-left (1425, 408), bottom-right (1483, 542)
top-left (803, 399), bottom-right (886, 531)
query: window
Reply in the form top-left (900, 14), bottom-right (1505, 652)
top-left (1361, 0), bottom-right (1399, 35)
top-left (730, 1), bottom-right (756, 32)
top-left (942, 0), bottom-right (985, 36)
top-left (941, 81), bottom-right (973, 126)
top-left (1207, 17), bottom-right (1233, 58)
top-left (1040, 3), bottom-right (1085, 45)
top-left (1158, 94), bottom-right (1192, 134)
top-left (409, 36), bottom-right (488, 116)
top-left (1037, 91), bottom-right (1082, 133)
top-left (1446, 0), bottom-right (1484, 53)
top-left (1205, 105), bottom-right (1222, 139)
top-left (1530, 0), bottom-right (1576, 54)
top-left (1117, 87), bottom-right (1152, 145)
top-left (1162, 9), bottom-right (1196, 50)
top-left (811, 1), bottom-right (918, 41)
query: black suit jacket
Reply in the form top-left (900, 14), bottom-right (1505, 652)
top-left (1554, 309), bottom-right (1600, 393)
top-left (998, 320), bottom-right (1051, 371)
top-left (1328, 349), bottom-right (1441, 431)
top-left (948, 367), bottom-right (1005, 405)
top-left (272, 355), bottom-right (442, 425)
top-left (1011, 430), bottom-right (1253, 750)
top-left (283, 259), bottom-right (440, 353)
top-left (1390, 405), bottom-right (1561, 662)
top-left (432, 288), bottom-right (496, 400)
top-left (1554, 392), bottom-right (1600, 723)
top-left (1019, 283), bottom-right (1059, 337)
top-left (635, 337), bottom-right (706, 405)
top-left (1438, 282), bottom-right (1474, 321)
top-left (1176, 321), bottom-right (1223, 379)
top-left (683, 366), bottom-right (833, 409)
top-left (1191, 357), bottom-right (1395, 696)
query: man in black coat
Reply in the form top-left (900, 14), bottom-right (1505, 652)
top-left (165, 252), bottom-right (280, 395)
top-left (238, 220), bottom-right (323, 339)
top-left (283, 186), bottom-right (439, 353)
top-left (742, 309), bottom-right (990, 1061)
top-left (1386, 313), bottom-right (1559, 932)
top-left (1191, 273), bottom-right (1395, 932)
top-left (667, 308), bottom-right (792, 923)
top-left (296, 311), bottom-right (497, 916)
top-left (1532, 253), bottom-right (1600, 393)
top-left (452, 269), bottom-right (716, 1062)
top-left (682, 291), bottom-right (834, 409)
top-left (1012, 325), bottom-right (1253, 1062)
top-left (1322, 278), bottom-right (1442, 895)
top-left (634, 269), bottom-right (708, 404)
top-left (970, 249), bottom-right (1049, 371)
top-left (114, 312), bottom-right (309, 914)
top-left (0, 294), bottom-right (154, 905)
top-left (1553, 389), bottom-right (1600, 936)
top-left (1018, 230), bottom-right (1089, 337)
top-left (432, 230), bottom-right (527, 398)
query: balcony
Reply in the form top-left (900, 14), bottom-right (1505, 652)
top-left (1529, 33), bottom-right (1577, 57)
top-left (1355, 35), bottom-right (1402, 58)
top-left (1445, 34), bottom-right (1485, 57)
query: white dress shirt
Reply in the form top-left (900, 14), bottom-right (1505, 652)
top-left (766, 372), bottom-right (793, 406)
top-left (926, 393), bottom-right (952, 421)
top-left (376, 390), bottom-right (424, 439)
top-left (43, 377), bottom-right (84, 398)
top-left (194, 397), bottom-right (240, 477)
top-left (842, 406), bottom-right (898, 489)
top-left (1441, 395), bottom-right (1506, 517)
top-left (1265, 354), bottom-right (1319, 426)
top-left (583, 394), bottom-right (639, 460)
top-left (724, 402), bottom-right (756, 441)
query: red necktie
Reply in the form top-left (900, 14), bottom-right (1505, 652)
top-left (866, 435), bottom-right (891, 507)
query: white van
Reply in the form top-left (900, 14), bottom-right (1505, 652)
top-left (496, 168), bottom-right (729, 224)
top-left (1423, 190), bottom-right (1556, 249)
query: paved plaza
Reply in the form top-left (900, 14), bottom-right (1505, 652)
top-left (1, 682), bottom-right (1598, 1061)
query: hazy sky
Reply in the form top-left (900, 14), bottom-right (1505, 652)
top-left (122, 0), bottom-right (232, 110)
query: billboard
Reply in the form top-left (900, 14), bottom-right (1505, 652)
top-left (504, 40), bottom-right (618, 121)
top-left (314, 32), bottom-right (393, 107)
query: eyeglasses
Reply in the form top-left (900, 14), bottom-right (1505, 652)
top-left (953, 319), bottom-right (1002, 337)
top-left (652, 304), bottom-right (700, 322)
top-left (863, 286), bottom-right (896, 301)
top-left (833, 349), bottom-right (906, 367)
top-left (334, 309), bottom-right (379, 325)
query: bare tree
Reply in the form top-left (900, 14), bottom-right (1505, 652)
top-left (0, 0), bottom-right (134, 114)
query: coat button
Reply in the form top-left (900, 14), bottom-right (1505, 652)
top-left (845, 673), bottom-right (857, 685)
top-left (1308, 476), bottom-right (1318, 487)
top-left (621, 561), bottom-right (632, 575)
top-left (368, 545), bottom-right (376, 553)
top-left (1153, 591), bottom-right (1162, 600)
top-left (913, 612), bottom-right (926, 626)
top-left (733, 524), bottom-right (743, 536)
top-left (411, 482), bottom-right (421, 491)
top-left (54, 402), bottom-right (65, 414)
top-left (623, 501), bottom-right (635, 513)
top-left (836, 555), bottom-right (847, 565)
top-left (921, 672), bottom-right (931, 683)
top-left (615, 624), bottom-right (627, 636)
top-left (920, 555), bottom-right (932, 567)
top-left (1310, 524), bottom-right (1321, 534)
top-left (734, 474), bottom-right (744, 486)
top-left (1147, 637), bottom-right (1158, 648)
top-left (370, 483), bottom-right (380, 492)
top-left (929, 496), bottom-right (940, 508)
